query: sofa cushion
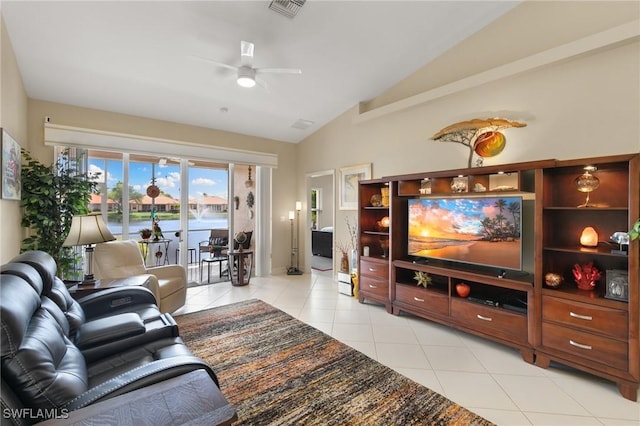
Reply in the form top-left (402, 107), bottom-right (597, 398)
top-left (8, 251), bottom-right (57, 293)
top-left (1, 262), bottom-right (45, 295)
top-left (94, 240), bottom-right (147, 278)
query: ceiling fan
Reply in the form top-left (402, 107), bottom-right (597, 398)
top-left (197, 40), bottom-right (302, 88)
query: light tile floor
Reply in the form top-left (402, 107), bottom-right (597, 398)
top-left (173, 268), bottom-right (640, 426)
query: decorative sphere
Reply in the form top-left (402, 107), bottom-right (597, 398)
top-left (235, 231), bottom-right (248, 245)
top-left (544, 272), bottom-right (564, 289)
top-left (474, 131), bottom-right (506, 157)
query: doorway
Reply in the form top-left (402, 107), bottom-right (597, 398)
top-left (306, 170), bottom-right (335, 274)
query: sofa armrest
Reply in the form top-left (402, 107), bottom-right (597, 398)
top-left (146, 265), bottom-right (186, 280)
top-left (63, 356), bottom-right (219, 411)
top-left (80, 313), bottom-right (180, 363)
top-left (77, 286), bottom-right (158, 318)
top-left (35, 370), bottom-right (235, 426)
top-left (75, 313), bottom-right (145, 350)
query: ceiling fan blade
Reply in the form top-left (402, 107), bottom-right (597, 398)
top-left (255, 76), bottom-right (271, 94)
top-left (240, 40), bottom-right (254, 67)
top-left (189, 55), bottom-right (238, 71)
top-left (256, 68), bottom-right (302, 75)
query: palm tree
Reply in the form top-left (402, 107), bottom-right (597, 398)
top-left (108, 181), bottom-right (143, 213)
top-left (507, 201), bottom-right (521, 237)
top-left (494, 199), bottom-right (507, 234)
top-left (480, 217), bottom-right (494, 240)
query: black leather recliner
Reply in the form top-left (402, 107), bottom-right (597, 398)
top-left (1, 251), bottom-right (219, 425)
top-left (2, 251), bottom-right (180, 363)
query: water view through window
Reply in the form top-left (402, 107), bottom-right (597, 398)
top-left (88, 151), bottom-right (229, 255)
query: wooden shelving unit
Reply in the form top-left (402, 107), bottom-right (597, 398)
top-left (535, 154), bottom-right (639, 401)
top-left (356, 154), bottom-right (640, 400)
top-left (357, 178), bottom-right (392, 312)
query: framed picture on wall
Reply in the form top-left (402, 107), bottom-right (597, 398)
top-left (339, 163), bottom-right (371, 210)
top-left (1, 129), bottom-right (21, 200)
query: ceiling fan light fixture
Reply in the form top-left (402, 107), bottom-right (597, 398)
top-left (237, 67), bottom-right (256, 88)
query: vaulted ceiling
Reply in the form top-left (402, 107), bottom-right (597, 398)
top-left (2, 0), bottom-right (520, 143)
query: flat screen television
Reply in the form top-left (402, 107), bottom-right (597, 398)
top-left (408, 196), bottom-right (523, 271)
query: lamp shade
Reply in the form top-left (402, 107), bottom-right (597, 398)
top-left (295, 201), bottom-right (302, 211)
top-left (63, 213), bottom-right (116, 247)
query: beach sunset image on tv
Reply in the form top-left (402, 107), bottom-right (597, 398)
top-left (408, 196), bottom-right (522, 271)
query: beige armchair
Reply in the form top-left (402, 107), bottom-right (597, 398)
top-left (93, 239), bottom-right (187, 313)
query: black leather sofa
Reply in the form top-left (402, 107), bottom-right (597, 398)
top-left (1, 251), bottom-right (227, 425)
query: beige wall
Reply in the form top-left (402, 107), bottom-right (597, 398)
top-left (297, 40), bottom-right (640, 268)
top-left (0, 15), bottom-right (28, 264)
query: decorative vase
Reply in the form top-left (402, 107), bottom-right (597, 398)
top-left (349, 249), bottom-right (358, 273)
top-left (340, 252), bottom-right (349, 273)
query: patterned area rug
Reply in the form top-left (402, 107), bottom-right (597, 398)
top-left (175, 299), bottom-right (493, 425)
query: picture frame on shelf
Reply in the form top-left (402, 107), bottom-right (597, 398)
top-left (339, 163), bottom-right (371, 210)
top-left (604, 269), bottom-right (629, 302)
top-left (1, 128), bottom-right (21, 200)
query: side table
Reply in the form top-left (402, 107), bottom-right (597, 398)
top-left (69, 275), bottom-right (154, 299)
top-left (138, 238), bottom-right (172, 266)
top-left (227, 249), bottom-right (253, 286)
top-left (200, 255), bottom-right (228, 283)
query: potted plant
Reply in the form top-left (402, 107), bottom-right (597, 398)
top-left (139, 228), bottom-right (153, 240)
top-left (630, 218), bottom-right (640, 241)
top-left (20, 148), bottom-right (98, 278)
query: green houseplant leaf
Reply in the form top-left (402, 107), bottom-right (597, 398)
top-left (630, 218), bottom-right (640, 241)
top-left (20, 148), bottom-right (99, 277)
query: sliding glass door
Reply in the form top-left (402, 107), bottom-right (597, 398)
top-left (87, 150), bottom-right (229, 273)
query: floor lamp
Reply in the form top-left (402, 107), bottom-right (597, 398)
top-left (287, 201), bottom-right (303, 275)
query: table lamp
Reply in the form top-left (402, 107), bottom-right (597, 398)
top-left (575, 165), bottom-right (600, 208)
top-left (63, 213), bottom-right (116, 283)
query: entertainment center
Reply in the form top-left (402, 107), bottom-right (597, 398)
top-left (357, 154), bottom-right (639, 400)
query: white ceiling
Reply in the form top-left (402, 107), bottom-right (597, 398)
top-left (2, 1), bottom-right (520, 143)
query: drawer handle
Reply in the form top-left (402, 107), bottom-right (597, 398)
top-left (414, 297), bottom-right (424, 302)
top-left (368, 268), bottom-right (377, 272)
top-left (569, 340), bottom-right (592, 350)
top-left (368, 284), bottom-right (378, 289)
top-left (477, 314), bottom-right (493, 322)
top-left (569, 312), bottom-right (593, 321)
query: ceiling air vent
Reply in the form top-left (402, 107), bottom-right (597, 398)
top-left (291, 119), bottom-right (314, 130)
top-left (268, 0), bottom-right (306, 19)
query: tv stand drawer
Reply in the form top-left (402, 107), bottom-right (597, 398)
top-left (451, 298), bottom-right (527, 338)
top-left (541, 322), bottom-right (627, 370)
top-left (395, 284), bottom-right (448, 317)
top-left (360, 259), bottom-right (388, 280)
top-left (359, 276), bottom-right (388, 298)
top-left (542, 296), bottom-right (627, 338)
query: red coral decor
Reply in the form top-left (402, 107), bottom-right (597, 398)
top-left (572, 262), bottom-right (602, 291)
